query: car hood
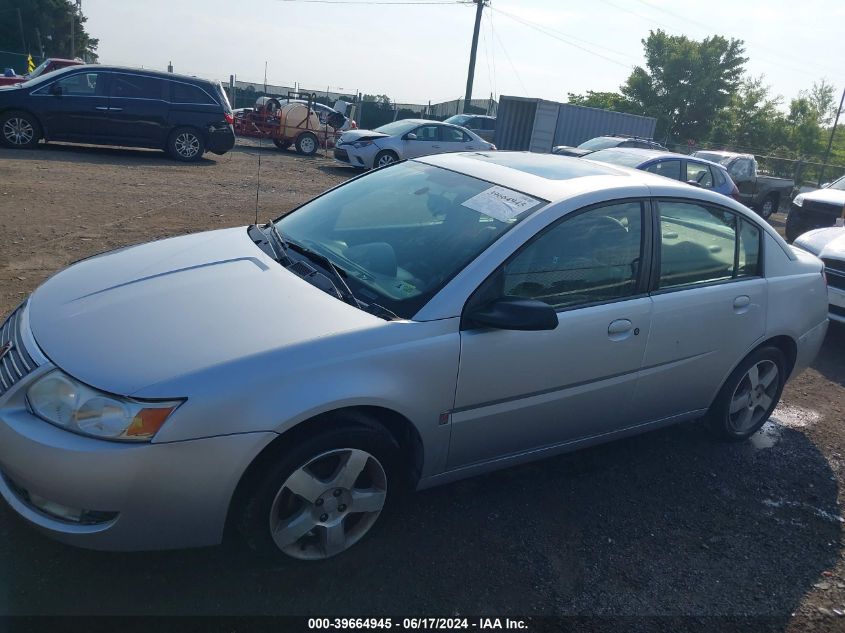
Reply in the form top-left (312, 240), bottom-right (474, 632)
top-left (803, 188), bottom-right (845, 205)
top-left (28, 227), bottom-right (382, 395)
top-left (338, 129), bottom-right (390, 144)
top-left (794, 227), bottom-right (845, 259)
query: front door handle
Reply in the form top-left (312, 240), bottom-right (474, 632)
top-left (608, 318), bottom-right (633, 341)
top-left (108, 107), bottom-right (123, 112)
top-left (733, 295), bottom-right (751, 313)
top-left (95, 106), bottom-right (109, 110)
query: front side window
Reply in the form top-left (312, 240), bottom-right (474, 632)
top-left (645, 160), bottom-right (681, 180)
top-left (686, 161), bottom-right (714, 188)
top-left (412, 125), bottom-right (439, 141)
top-left (658, 201), bottom-right (737, 288)
top-left (495, 202), bottom-right (644, 310)
top-left (52, 72), bottom-right (100, 96)
top-left (277, 161), bottom-right (545, 318)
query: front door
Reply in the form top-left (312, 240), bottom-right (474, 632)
top-left (34, 71), bottom-right (110, 141)
top-left (402, 124), bottom-right (442, 158)
top-left (449, 200), bottom-right (652, 468)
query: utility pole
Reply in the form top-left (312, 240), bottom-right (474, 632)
top-left (819, 86), bottom-right (845, 187)
top-left (463, 0), bottom-right (485, 114)
top-left (70, 0), bottom-right (82, 58)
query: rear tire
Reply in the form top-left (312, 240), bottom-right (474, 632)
top-left (0, 111), bottom-right (41, 148)
top-left (237, 416), bottom-right (399, 563)
top-left (758, 194), bottom-right (778, 219)
top-left (706, 346), bottom-right (786, 441)
top-left (295, 132), bottom-right (319, 156)
top-left (167, 127), bottom-right (205, 162)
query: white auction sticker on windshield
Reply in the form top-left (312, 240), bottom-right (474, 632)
top-left (461, 186), bottom-right (539, 222)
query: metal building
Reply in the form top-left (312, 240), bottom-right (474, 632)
top-left (495, 96), bottom-right (657, 153)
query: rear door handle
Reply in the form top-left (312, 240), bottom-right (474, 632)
top-left (94, 106), bottom-right (109, 110)
top-left (109, 107), bottom-right (123, 112)
top-left (733, 295), bottom-right (751, 312)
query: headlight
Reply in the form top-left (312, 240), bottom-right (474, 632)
top-left (793, 194), bottom-right (805, 207)
top-left (27, 370), bottom-right (182, 442)
top-left (351, 140), bottom-right (373, 149)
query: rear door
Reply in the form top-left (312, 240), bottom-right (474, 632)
top-left (106, 72), bottom-right (171, 147)
top-left (31, 71), bottom-right (110, 141)
top-left (439, 124), bottom-right (480, 152)
top-left (631, 199), bottom-right (766, 423)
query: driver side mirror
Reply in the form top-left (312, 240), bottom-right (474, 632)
top-left (49, 83), bottom-right (62, 97)
top-left (404, 132), bottom-right (417, 140)
top-left (466, 297), bottom-right (558, 331)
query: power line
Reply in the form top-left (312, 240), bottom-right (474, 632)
top-left (489, 17), bottom-right (527, 95)
top-left (492, 7), bottom-right (632, 70)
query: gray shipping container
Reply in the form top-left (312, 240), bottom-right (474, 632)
top-left (495, 96), bottom-right (657, 153)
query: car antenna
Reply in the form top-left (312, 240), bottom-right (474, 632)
top-left (254, 60), bottom-right (268, 226)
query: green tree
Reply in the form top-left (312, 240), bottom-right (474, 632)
top-left (710, 75), bottom-right (786, 152)
top-left (0, 0), bottom-right (98, 61)
top-left (621, 30), bottom-right (746, 143)
top-left (786, 97), bottom-right (823, 158)
top-left (807, 79), bottom-right (837, 126)
top-left (565, 90), bottom-right (643, 115)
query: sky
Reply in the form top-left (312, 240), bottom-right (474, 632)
top-left (84, 0), bottom-right (842, 108)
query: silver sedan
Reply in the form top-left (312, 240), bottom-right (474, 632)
top-left (0, 152), bottom-right (828, 561)
top-left (333, 119), bottom-right (495, 169)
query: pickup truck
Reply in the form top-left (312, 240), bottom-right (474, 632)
top-left (691, 150), bottom-right (794, 219)
top-left (0, 58), bottom-right (83, 86)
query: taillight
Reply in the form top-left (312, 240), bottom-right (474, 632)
top-left (224, 112), bottom-right (234, 125)
top-left (730, 183), bottom-right (741, 201)
top-left (350, 119), bottom-right (358, 129)
top-left (490, 144), bottom-right (497, 150)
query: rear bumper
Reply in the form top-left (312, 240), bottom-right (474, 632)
top-left (207, 124), bottom-right (236, 154)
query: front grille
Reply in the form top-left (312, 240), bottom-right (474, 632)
top-left (826, 269), bottom-right (845, 291)
top-left (0, 305), bottom-right (36, 398)
top-left (334, 147), bottom-right (350, 163)
top-left (823, 258), bottom-right (845, 275)
top-left (804, 200), bottom-right (844, 218)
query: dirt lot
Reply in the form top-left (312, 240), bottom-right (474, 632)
top-left (1, 141), bottom-right (844, 630)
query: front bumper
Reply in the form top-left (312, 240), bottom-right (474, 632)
top-left (333, 142), bottom-right (379, 169)
top-left (0, 381), bottom-right (275, 550)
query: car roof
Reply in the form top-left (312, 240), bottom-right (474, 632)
top-left (417, 151), bottom-right (735, 205)
top-left (694, 149), bottom-right (752, 160)
top-left (587, 147), bottom-right (729, 169)
top-left (56, 64), bottom-right (219, 85)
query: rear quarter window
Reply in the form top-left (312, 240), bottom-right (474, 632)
top-left (170, 81), bottom-right (217, 105)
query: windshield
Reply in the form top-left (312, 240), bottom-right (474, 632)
top-left (18, 64), bottom-right (80, 89)
top-left (276, 161), bottom-right (545, 319)
top-left (445, 114), bottom-right (472, 126)
top-left (586, 149), bottom-right (646, 168)
top-left (373, 120), bottom-right (419, 136)
top-left (827, 176), bottom-right (845, 191)
top-left (577, 137), bottom-right (620, 151)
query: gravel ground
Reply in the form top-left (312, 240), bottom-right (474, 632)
top-left (0, 141), bottom-right (843, 630)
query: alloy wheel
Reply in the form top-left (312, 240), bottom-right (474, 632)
top-left (269, 448), bottom-right (387, 560)
top-left (728, 359), bottom-right (779, 434)
top-left (174, 132), bottom-right (200, 158)
top-left (377, 154), bottom-right (395, 167)
top-left (2, 118), bottom-right (34, 145)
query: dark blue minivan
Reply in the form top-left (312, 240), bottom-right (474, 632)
top-left (0, 65), bottom-right (235, 162)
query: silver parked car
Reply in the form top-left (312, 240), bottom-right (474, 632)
top-left (0, 152), bottom-right (828, 561)
top-left (333, 118), bottom-right (495, 169)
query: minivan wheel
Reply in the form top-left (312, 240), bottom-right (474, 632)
top-left (238, 421), bottom-right (398, 562)
top-left (295, 132), bottom-right (319, 156)
top-left (1, 111), bottom-right (40, 148)
top-left (706, 346), bottom-right (786, 441)
top-left (168, 127), bottom-right (205, 162)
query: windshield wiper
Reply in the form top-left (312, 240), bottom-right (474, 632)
top-left (264, 219), bottom-right (293, 266)
top-left (286, 240), bottom-right (364, 310)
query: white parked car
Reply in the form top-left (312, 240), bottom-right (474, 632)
top-left (333, 119), bottom-right (495, 169)
top-left (793, 227), bottom-right (845, 323)
top-left (0, 152), bottom-right (828, 561)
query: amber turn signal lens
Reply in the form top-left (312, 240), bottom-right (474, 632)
top-left (126, 407), bottom-right (176, 437)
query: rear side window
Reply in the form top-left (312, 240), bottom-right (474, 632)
top-left (658, 201), bottom-right (736, 288)
top-left (713, 167), bottom-right (727, 187)
top-left (645, 160), bottom-right (681, 181)
top-left (110, 73), bottom-right (167, 100)
top-left (170, 81), bottom-right (216, 105)
top-left (738, 219), bottom-right (761, 277)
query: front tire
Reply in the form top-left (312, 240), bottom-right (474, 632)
top-left (373, 150), bottom-right (398, 169)
top-left (1, 111), bottom-right (41, 148)
top-left (238, 419), bottom-right (399, 562)
top-left (295, 132), bottom-right (319, 156)
top-left (167, 127), bottom-right (205, 162)
top-left (706, 346), bottom-right (786, 441)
